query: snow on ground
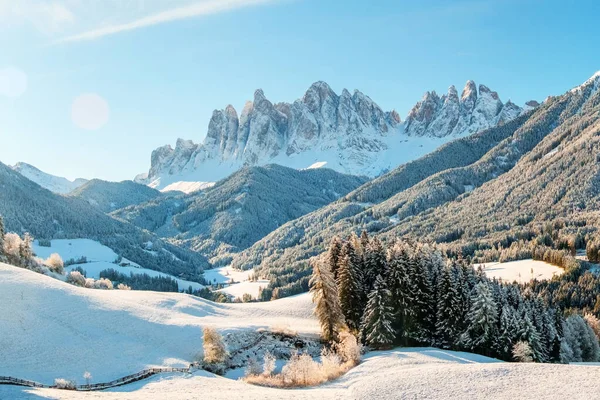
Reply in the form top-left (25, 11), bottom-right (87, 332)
top-left (203, 266), bottom-right (251, 285)
top-left (203, 266), bottom-right (268, 299)
top-left (217, 279), bottom-right (270, 300)
top-left (476, 259), bottom-right (564, 283)
top-left (158, 181), bottom-right (215, 194)
top-left (32, 239), bottom-right (204, 291)
top-left (5, 347), bottom-right (600, 399)
top-left (0, 263), bottom-right (318, 387)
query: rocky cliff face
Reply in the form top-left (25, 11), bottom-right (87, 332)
top-left (138, 81), bottom-right (534, 189)
top-left (403, 81), bottom-right (526, 138)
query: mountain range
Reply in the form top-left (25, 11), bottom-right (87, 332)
top-left (135, 80), bottom-right (534, 191)
top-left (228, 71), bottom-right (600, 299)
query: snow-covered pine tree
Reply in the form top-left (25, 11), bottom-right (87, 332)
top-left (406, 248), bottom-right (434, 345)
top-left (459, 282), bottom-right (498, 356)
top-left (363, 237), bottom-right (386, 293)
top-left (327, 236), bottom-right (343, 281)
top-left (310, 259), bottom-right (346, 342)
top-left (386, 241), bottom-right (414, 342)
top-left (337, 241), bottom-right (364, 332)
top-left (435, 264), bottom-right (462, 349)
top-left (361, 274), bottom-right (396, 349)
top-left (518, 311), bottom-right (544, 362)
top-left (494, 305), bottom-right (519, 360)
top-left (549, 310), bottom-right (564, 362)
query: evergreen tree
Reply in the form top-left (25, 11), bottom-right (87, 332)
top-left (327, 236), bottom-right (343, 281)
top-left (494, 305), bottom-right (519, 360)
top-left (518, 312), bottom-right (544, 362)
top-left (337, 242), bottom-right (364, 332)
top-left (363, 237), bottom-right (386, 292)
top-left (406, 248), bottom-right (434, 345)
top-left (435, 264), bottom-right (462, 348)
top-left (386, 242), bottom-right (413, 342)
top-left (310, 259), bottom-right (346, 342)
top-left (459, 282), bottom-right (498, 356)
top-left (361, 274), bottom-right (396, 349)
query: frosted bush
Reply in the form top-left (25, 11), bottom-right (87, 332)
top-left (3, 233), bottom-right (22, 257)
top-left (93, 278), bottom-right (113, 290)
top-left (320, 348), bottom-right (342, 379)
top-left (282, 352), bottom-right (322, 386)
top-left (335, 331), bottom-right (361, 365)
top-left (513, 341), bottom-right (533, 362)
top-left (203, 327), bottom-right (228, 364)
top-left (117, 283), bottom-right (132, 290)
top-left (84, 278), bottom-right (95, 288)
top-left (45, 253), bottom-right (64, 274)
top-left (262, 351), bottom-right (276, 376)
top-left (245, 358), bottom-right (262, 376)
top-left (67, 271), bottom-right (86, 287)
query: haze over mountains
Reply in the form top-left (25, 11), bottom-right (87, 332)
top-left (135, 80), bottom-right (533, 191)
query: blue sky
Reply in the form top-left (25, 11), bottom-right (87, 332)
top-left (0, 0), bottom-right (599, 181)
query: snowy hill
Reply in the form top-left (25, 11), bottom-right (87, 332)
top-left (11, 162), bottom-right (88, 194)
top-left (1, 265), bottom-right (600, 399)
top-left (69, 179), bottom-right (163, 213)
top-left (136, 81), bottom-right (531, 190)
top-left (0, 263), bottom-right (317, 385)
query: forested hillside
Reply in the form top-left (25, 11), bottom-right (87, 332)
top-left (113, 164), bottom-right (366, 264)
top-left (231, 73), bottom-right (600, 299)
top-left (69, 179), bottom-right (163, 213)
top-left (0, 162), bottom-right (208, 281)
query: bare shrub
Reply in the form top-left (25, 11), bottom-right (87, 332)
top-left (93, 278), bottom-right (113, 290)
top-left (513, 341), bottom-right (533, 362)
top-left (117, 283), bottom-right (132, 290)
top-left (67, 271), bottom-right (86, 287)
top-left (584, 313), bottom-right (600, 340)
top-left (45, 253), bottom-right (64, 274)
top-left (334, 331), bottom-right (361, 365)
top-left (84, 278), bottom-right (95, 288)
top-left (54, 378), bottom-right (76, 390)
top-left (203, 327), bottom-right (228, 364)
top-left (244, 333), bottom-right (361, 388)
top-left (245, 358), bottom-right (262, 376)
top-left (262, 351), bottom-right (276, 376)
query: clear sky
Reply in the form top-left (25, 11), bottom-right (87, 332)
top-left (1, 0), bottom-right (599, 181)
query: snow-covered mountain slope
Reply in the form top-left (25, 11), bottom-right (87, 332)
top-left (11, 162), bottom-right (88, 194)
top-left (136, 81), bottom-right (533, 190)
top-left (114, 164), bottom-right (367, 263)
top-left (32, 239), bottom-right (205, 291)
top-left (0, 263), bottom-right (318, 386)
top-left (69, 179), bottom-right (163, 213)
top-left (0, 161), bottom-right (209, 280)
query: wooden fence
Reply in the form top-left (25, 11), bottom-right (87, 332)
top-left (0, 365), bottom-right (195, 392)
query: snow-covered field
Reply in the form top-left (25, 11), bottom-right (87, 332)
top-left (476, 259), bottom-right (564, 283)
top-left (0, 263), bottom-right (318, 386)
top-left (203, 266), bottom-right (269, 299)
top-left (4, 346), bottom-right (600, 399)
top-left (3, 263), bottom-right (600, 399)
top-left (32, 239), bottom-right (204, 290)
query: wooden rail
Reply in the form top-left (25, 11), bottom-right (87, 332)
top-left (0, 365), bottom-right (195, 392)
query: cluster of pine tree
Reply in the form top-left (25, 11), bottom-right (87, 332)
top-left (310, 232), bottom-right (599, 363)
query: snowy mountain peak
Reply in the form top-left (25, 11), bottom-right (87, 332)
top-left (137, 80), bottom-right (528, 190)
top-left (405, 80), bottom-right (530, 138)
top-left (11, 162), bottom-right (88, 194)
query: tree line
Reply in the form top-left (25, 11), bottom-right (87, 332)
top-left (310, 232), bottom-right (600, 363)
